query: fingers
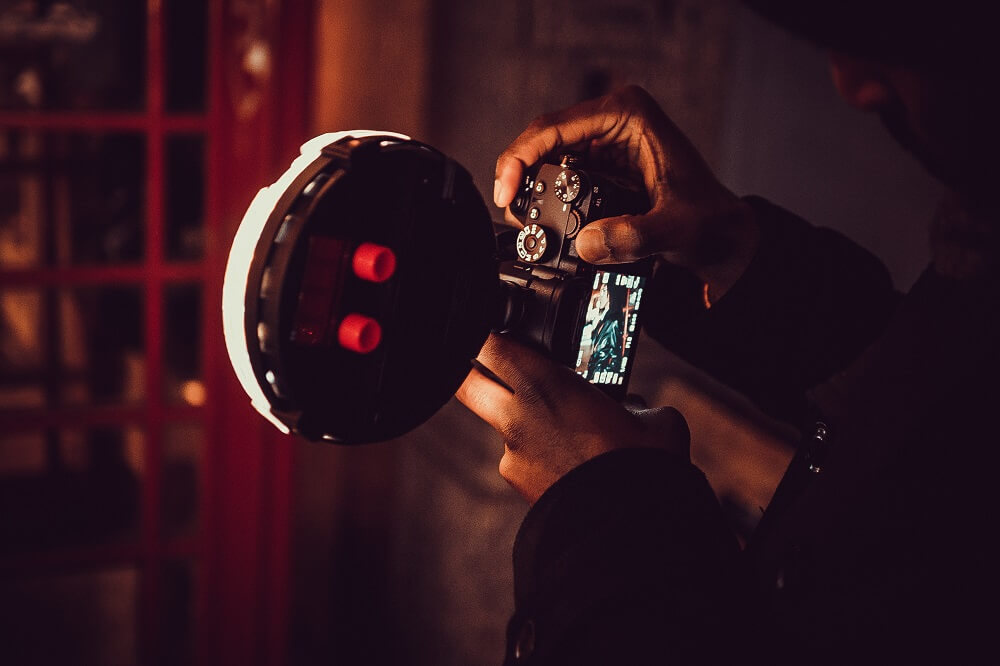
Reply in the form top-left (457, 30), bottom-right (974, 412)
top-left (494, 95), bottom-right (626, 207)
top-left (575, 217), bottom-right (641, 263)
top-left (455, 331), bottom-right (693, 503)
top-left (493, 85), bottom-right (699, 262)
top-left (455, 334), bottom-right (562, 436)
top-left (575, 208), bottom-right (693, 263)
top-left (455, 364), bottom-right (518, 436)
top-left (493, 85), bottom-right (750, 272)
top-left (473, 333), bottom-right (565, 397)
top-left (493, 154), bottom-right (526, 209)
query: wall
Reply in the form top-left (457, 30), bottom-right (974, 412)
top-left (717, 3), bottom-right (943, 290)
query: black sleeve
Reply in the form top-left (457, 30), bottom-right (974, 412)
top-left (643, 196), bottom-right (901, 425)
top-left (505, 447), bottom-right (746, 665)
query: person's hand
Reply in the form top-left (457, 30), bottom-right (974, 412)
top-left (455, 333), bottom-right (690, 504)
top-left (495, 85), bottom-right (759, 300)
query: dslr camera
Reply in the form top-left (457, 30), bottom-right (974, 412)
top-left (497, 154), bottom-right (651, 391)
top-left (223, 132), bottom-right (652, 444)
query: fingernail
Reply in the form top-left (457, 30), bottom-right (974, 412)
top-left (576, 226), bottom-right (611, 262)
top-left (493, 179), bottom-right (505, 207)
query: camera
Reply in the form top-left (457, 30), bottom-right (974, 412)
top-left (223, 133), bottom-right (652, 444)
top-left (497, 154), bottom-right (652, 395)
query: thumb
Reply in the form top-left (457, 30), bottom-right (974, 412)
top-left (575, 209), bottom-right (687, 264)
top-left (632, 406), bottom-right (691, 456)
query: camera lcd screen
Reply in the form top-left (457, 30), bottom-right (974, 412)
top-left (573, 270), bottom-right (645, 388)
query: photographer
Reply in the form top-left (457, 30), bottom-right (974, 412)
top-left (456, 1), bottom-right (999, 663)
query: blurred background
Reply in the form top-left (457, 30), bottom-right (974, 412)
top-left (0, 1), bottom-right (941, 664)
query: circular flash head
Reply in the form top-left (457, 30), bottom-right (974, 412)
top-left (222, 131), bottom-right (498, 443)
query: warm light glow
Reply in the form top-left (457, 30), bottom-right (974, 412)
top-left (180, 379), bottom-right (207, 406)
top-left (221, 131), bottom-right (409, 435)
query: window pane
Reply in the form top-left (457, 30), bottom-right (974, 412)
top-left (0, 427), bottom-right (143, 554)
top-left (0, 566), bottom-right (138, 666)
top-left (0, 131), bottom-right (146, 268)
top-left (166, 1), bottom-right (208, 112)
top-left (0, 286), bottom-right (145, 409)
top-left (165, 135), bottom-right (205, 261)
top-left (0, 2), bottom-right (146, 111)
top-left (162, 423), bottom-right (203, 539)
top-left (163, 284), bottom-right (201, 406)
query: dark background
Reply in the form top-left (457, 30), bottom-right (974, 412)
top-left (0, 1), bottom-right (941, 664)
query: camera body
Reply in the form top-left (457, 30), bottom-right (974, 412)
top-left (509, 155), bottom-right (649, 272)
top-left (498, 156), bottom-right (652, 398)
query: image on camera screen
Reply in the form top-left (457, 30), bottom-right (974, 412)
top-left (574, 270), bottom-right (645, 386)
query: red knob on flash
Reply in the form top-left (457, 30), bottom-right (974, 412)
top-left (352, 242), bottom-right (397, 283)
top-left (338, 314), bottom-right (382, 354)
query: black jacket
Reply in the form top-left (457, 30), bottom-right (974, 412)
top-left (505, 197), bottom-right (1000, 664)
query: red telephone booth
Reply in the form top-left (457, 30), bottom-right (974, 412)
top-left (0, 2), bottom-right (312, 663)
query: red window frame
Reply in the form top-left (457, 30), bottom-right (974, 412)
top-left (0, 2), bottom-right (312, 663)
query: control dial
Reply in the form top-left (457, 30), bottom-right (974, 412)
top-left (553, 168), bottom-right (582, 204)
top-left (516, 224), bottom-right (548, 262)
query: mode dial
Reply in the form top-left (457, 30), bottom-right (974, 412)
top-left (516, 224), bottom-right (548, 262)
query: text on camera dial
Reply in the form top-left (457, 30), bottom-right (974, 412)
top-left (516, 223), bottom-right (548, 262)
top-left (553, 168), bottom-right (582, 204)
